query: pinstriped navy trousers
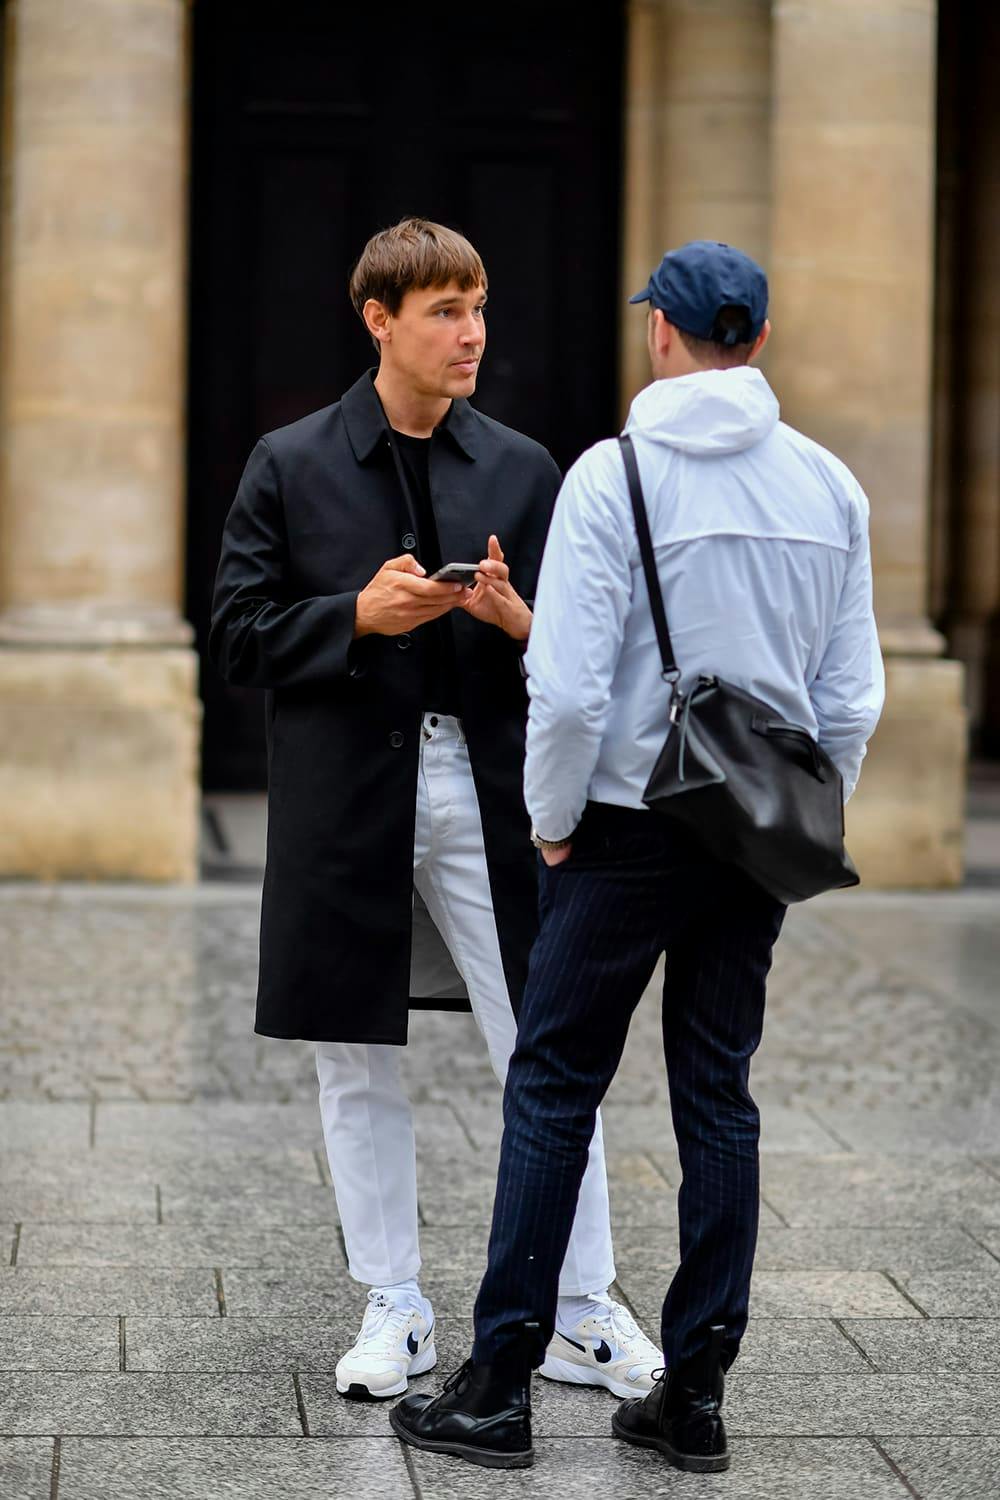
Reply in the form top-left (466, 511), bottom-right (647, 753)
top-left (472, 801), bottom-right (786, 1374)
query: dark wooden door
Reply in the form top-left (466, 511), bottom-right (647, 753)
top-left (187, 0), bottom-right (625, 789)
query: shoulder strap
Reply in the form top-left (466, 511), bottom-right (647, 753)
top-left (618, 434), bottom-right (678, 680)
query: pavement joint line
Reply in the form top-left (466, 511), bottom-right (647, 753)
top-left (119, 1315), bottom-right (126, 1371)
top-left (292, 1372), bottom-right (311, 1437)
top-left (401, 1441), bottom-right (426, 1498)
top-left (88, 1097), bottom-right (97, 1148)
top-left (959, 1223), bottom-right (1000, 1266)
top-left (831, 1316), bottom-right (880, 1371)
top-left (155, 1186), bottom-right (163, 1225)
top-left (444, 1098), bottom-right (478, 1153)
top-left (803, 1103), bottom-right (856, 1152)
top-left (214, 1267), bottom-right (228, 1317)
top-left (334, 1224), bottom-right (350, 1269)
top-left (758, 1190), bottom-right (790, 1228)
top-left (972, 1155), bottom-right (1000, 1187)
top-left (49, 1435), bottom-right (61, 1500)
top-left (881, 1270), bottom-right (930, 1318)
top-left (869, 1437), bottom-right (925, 1499)
top-left (10, 1222), bottom-right (22, 1266)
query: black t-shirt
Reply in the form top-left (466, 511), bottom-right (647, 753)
top-left (392, 430), bottom-right (462, 716)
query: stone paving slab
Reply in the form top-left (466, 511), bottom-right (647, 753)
top-left (222, 1270), bottom-right (473, 1327)
top-left (94, 1104), bottom-right (325, 1153)
top-left (880, 1437), bottom-right (1000, 1500)
top-left (0, 1438), bottom-right (53, 1500)
top-left (0, 1181), bottom-right (157, 1223)
top-left (0, 1104), bottom-right (91, 1148)
top-left (621, 1268), bottom-right (915, 1323)
top-left (55, 1436), bottom-right (413, 1500)
top-left (0, 1268), bottom-right (217, 1317)
top-left (757, 1154), bottom-right (1000, 1227)
top-left (160, 1181), bottom-right (338, 1227)
top-left (0, 1374), bottom-right (301, 1437)
top-left (0, 1148), bottom-right (322, 1189)
top-left (723, 1373), bottom-right (1000, 1436)
top-left (408, 1435), bottom-right (909, 1500)
top-left (611, 1223), bottom-right (996, 1276)
top-left (891, 1268), bottom-right (1000, 1317)
top-left (842, 1317), bottom-right (1000, 1371)
top-left (0, 1317), bottom-right (118, 1371)
top-left (15, 1222), bottom-right (346, 1270)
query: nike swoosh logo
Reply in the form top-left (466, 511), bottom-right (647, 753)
top-left (407, 1331), bottom-right (420, 1355)
top-left (560, 1335), bottom-right (587, 1353)
top-left (594, 1339), bottom-right (614, 1364)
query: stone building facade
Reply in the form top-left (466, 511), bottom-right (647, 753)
top-left (0, 0), bottom-right (993, 885)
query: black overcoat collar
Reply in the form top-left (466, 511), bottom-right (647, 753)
top-left (341, 369), bottom-right (480, 464)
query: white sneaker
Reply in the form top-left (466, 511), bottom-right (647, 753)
top-left (540, 1295), bottom-right (662, 1399)
top-left (335, 1288), bottom-right (437, 1400)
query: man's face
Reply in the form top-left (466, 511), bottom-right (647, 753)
top-left (379, 280), bottom-right (487, 398)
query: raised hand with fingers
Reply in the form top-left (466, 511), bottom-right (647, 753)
top-left (354, 554), bottom-right (467, 639)
top-left (460, 534), bottom-right (533, 642)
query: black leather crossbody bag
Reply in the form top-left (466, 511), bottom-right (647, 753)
top-left (618, 434), bottom-right (860, 905)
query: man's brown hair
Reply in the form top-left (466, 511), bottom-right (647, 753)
top-left (349, 217), bottom-right (487, 320)
top-left (675, 305), bottom-right (757, 370)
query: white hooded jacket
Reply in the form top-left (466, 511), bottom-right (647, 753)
top-left (523, 366), bottom-right (885, 841)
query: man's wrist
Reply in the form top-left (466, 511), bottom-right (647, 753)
top-left (530, 826), bottom-right (574, 851)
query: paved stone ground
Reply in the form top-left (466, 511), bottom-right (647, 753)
top-left (2, 879), bottom-right (1000, 1500)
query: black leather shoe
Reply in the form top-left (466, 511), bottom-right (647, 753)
top-left (611, 1324), bottom-right (729, 1473)
top-left (390, 1358), bottom-right (533, 1469)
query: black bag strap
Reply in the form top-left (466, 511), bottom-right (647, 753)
top-left (618, 434), bottom-right (680, 683)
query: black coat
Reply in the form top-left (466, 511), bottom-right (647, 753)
top-left (209, 371), bottom-right (561, 1044)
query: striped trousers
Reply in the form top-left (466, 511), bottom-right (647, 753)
top-left (472, 800), bottom-right (786, 1373)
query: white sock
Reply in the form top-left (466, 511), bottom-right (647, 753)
top-left (556, 1292), bottom-right (606, 1333)
top-left (374, 1278), bottom-right (432, 1319)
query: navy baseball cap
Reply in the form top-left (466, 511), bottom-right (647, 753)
top-left (629, 240), bottom-right (768, 346)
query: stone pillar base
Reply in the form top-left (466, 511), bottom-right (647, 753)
top-left (0, 648), bottom-right (201, 882)
top-left (845, 657), bottom-right (967, 889)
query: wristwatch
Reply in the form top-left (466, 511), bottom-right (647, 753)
top-left (530, 826), bottom-right (573, 851)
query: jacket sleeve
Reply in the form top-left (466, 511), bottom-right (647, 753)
top-left (523, 444), bottom-right (632, 837)
top-left (208, 438), bottom-right (363, 691)
top-left (809, 480), bottom-right (886, 800)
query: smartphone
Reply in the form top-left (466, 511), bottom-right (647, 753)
top-left (429, 563), bottom-right (480, 585)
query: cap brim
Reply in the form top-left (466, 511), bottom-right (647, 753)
top-left (628, 288), bottom-right (652, 304)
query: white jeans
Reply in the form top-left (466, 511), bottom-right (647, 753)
top-left (316, 711), bottom-right (616, 1295)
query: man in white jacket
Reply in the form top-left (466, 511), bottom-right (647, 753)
top-left (391, 241), bottom-right (885, 1473)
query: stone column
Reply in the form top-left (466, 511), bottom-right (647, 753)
top-left (0, 0), bottom-right (199, 880)
top-left (620, 0), bottom-right (772, 414)
top-left (945, 4), bottom-right (1000, 750)
top-left (768, 0), bottom-right (966, 885)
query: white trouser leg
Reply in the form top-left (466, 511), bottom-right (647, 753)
top-left (315, 1039), bottom-right (420, 1287)
top-left (313, 735), bottom-right (437, 1289)
top-left (414, 714), bottom-right (616, 1297)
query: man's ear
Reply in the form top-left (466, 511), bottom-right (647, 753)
top-left (653, 309), bottom-right (672, 358)
top-left (749, 318), bottom-right (771, 362)
top-left (363, 299), bottom-right (392, 345)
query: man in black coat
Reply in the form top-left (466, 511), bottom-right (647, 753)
top-left (209, 219), bottom-right (659, 1403)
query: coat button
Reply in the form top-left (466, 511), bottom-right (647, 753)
top-left (389, 731), bottom-right (404, 749)
top-left (397, 634), bottom-right (412, 650)
top-left (402, 532), bottom-right (417, 550)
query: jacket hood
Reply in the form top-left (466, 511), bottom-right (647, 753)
top-left (623, 366), bottom-right (780, 456)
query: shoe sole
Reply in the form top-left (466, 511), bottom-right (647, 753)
top-left (611, 1408), bottom-right (730, 1473)
top-left (539, 1353), bottom-right (650, 1401)
top-left (336, 1343), bottom-right (437, 1401)
top-left (389, 1404), bottom-right (534, 1469)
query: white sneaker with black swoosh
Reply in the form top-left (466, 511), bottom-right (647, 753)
top-left (540, 1295), bottom-right (662, 1399)
top-left (335, 1288), bottom-right (436, 1400)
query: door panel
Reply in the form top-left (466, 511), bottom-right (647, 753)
top-left (187, 1), bottom-right (624, 788)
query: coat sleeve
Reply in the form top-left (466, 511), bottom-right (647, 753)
top-left (208, 438), bottom-right (363, 690)
top-left (809, 479), bottom-right (885, 800)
